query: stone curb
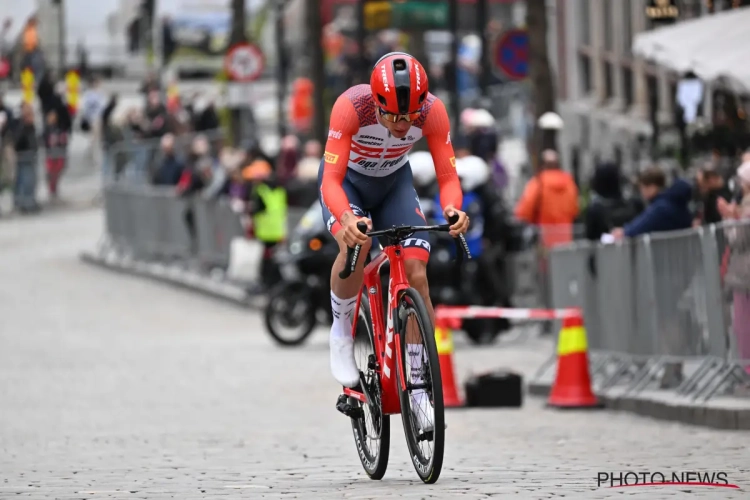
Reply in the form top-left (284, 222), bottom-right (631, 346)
top-left (79, 251), bottom-right (266, 311)
top-left (528, 381), bottom-right (750, 431)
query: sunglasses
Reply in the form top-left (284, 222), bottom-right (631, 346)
top-left (378, 107), bottom-right (422, 123)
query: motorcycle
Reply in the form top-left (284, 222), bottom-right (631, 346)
top-left (264, 203), bottom-right (338, 346)
top-left (264, 202), bottom-right (385, 346)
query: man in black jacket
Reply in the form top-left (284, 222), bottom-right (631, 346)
top-left (13, 103), bottom-right (40, 213)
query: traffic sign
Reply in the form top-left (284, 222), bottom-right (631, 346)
top-left (224, 42), bottom-right (265, 82)
top-left (493, 29), bottom-right (529, 81)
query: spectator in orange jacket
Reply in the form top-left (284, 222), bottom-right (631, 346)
top-left (514, 149), bottom-right (579, 247)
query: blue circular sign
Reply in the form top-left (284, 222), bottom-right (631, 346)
top-left (493, 29), bottom-right (528, 81)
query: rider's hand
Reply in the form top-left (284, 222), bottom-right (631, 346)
top-left (341, 212), bottom-right (371, 247)
top-left (443, 205), bottom-right (469, 237)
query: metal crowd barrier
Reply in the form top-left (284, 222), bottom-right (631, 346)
top-left (547, 220), bottom-right (750, 401)
top-left (102, 184), bottom-right (308, 271)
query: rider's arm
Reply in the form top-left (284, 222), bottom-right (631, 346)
top-left (320, 95), bottom-right (359, 224)
top-left (422, 98), bottom-right (463, 210)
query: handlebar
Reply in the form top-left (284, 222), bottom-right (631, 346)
top-left (338, 215), bottom-right (472, 280)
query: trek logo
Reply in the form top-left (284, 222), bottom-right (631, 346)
top-left (449, 156), bottom-right (456, 168)
top-left (324, 151), bottom-right (339, 164)
top-left (403, 238), bottom-right (430, 252)
top-left (384, 278), bottom-right (394, 379)
top-left (352, 156), bottom-right (404, 170)
top-left (326, 215), bottom-right (336, 231)
top-left (378, 156), bottom-right (405, 170)
top-left (380, 64), bottom-right (390, 92)
top-left (414, 63), bottom-right (422, 91)
top-left (328, 129), bottom-right (342, 140)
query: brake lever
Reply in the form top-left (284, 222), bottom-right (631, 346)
top-left (338, 221), bottom-right (369, 279)
top-left (447, 214), bottom-right (472, 261)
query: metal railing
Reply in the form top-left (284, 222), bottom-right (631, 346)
top-left (100, 184), bottom-right (305, 271)
top-left (541, 220), bottom-right (750, 401)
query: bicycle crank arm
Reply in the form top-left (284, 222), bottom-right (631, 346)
top-left (336, 393), bottom-right (364, 420)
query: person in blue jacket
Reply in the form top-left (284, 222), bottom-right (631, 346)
top-left (613, 167), bottom-right (693, 239)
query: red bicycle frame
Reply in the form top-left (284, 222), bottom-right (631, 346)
top-left (343, 243), bottom-right (411, 415)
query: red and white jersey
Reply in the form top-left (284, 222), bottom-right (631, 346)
top-left (321, 84), bottom-right (461, 223)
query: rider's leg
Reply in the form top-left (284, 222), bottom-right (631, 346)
top-left (328, 228), bottom-right (372, 388)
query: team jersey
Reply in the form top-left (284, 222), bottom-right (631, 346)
top-left (320, 84), bottom-right (462, 223)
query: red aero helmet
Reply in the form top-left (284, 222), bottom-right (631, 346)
top-left (370, 52), bottom-right (429, 115)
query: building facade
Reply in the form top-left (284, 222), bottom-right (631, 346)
top-left (551, 0), bottom-right (750, 181)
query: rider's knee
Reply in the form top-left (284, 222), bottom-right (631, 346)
top-left (405, 259), bottom-right (428, 291)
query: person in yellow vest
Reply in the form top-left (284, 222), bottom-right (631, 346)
top-left (242, 159), bottom-right (288, 286)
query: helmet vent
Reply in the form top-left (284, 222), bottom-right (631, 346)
top-left (393, 59), bottom-right (407, 71)
top-left (419, 91), bottom-right (427, 104)
top-left (377, 94), bottom-right (388, 106)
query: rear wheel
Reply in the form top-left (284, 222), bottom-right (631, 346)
top-left (396, 288), bottom-right (444, 484)
top-left (350, 296), bottom-right (390, 479)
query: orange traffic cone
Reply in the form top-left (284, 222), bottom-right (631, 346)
top-left (435, 317), bottom-right (463, 407)
top-left (548, 313), bottom-right (602, 408)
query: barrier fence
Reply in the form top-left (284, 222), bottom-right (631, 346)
top-left (543, 220), bottom-right (750, 401)
top-left (101, 184), bottom-right (304, 271)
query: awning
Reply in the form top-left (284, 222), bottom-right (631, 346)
top-left (632, 7), bottom-right (750, 94)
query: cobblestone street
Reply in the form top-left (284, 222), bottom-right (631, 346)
top-left (1, 209), bottom-right (749, 499)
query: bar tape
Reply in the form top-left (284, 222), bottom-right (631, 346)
top-left (435, 306), bottom-right (582, 320)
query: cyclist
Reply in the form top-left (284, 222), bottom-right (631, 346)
top-left (318, 52), bottom-right (470, 425)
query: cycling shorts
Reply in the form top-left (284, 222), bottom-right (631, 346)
top-left (317, 160), bottom-right (431, 262)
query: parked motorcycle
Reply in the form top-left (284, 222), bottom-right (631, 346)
top-left (264, 203), bottom-right (338, 346)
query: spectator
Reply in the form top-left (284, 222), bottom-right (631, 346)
top-left (21, 16), bottom-right (44, 79)
top-left (296, 139), bottom-right (322, 181)
top-left (584, 162), bottom-right (644, 241)
top-left (612, 168), bottom-right (693, 239)
top-left (152, 133), bottom-right (184, 186)
top-left (611, 167), bottom-right (693, 388)
top-left (143, 90), bottom-right (168, 139)
top-left (42, 109), bottom-right (69, 199)
top-left (244, 160), bottom-right (287, 287)
top-left (0, 18), bottom-right (12, 79)
top-left (12, 103), bottom-right (40, 213)
top-left (0, 93), bottom-right (12, 196)
top-left (80, 76), bottom-right (108, 163)
top-left (514, 149), bottom-right (580, 248)
top-left (176, 135), bottom-right (215, 196)
top-left (718, 161), bottom-right (750, 388)
top-left (100, 94), bottom-right (120, 179)
top-left (695, 163), bottom-right (732, 225)
top-left (276, 135), bottom-right (299, 186)
top-left (140, 72), bottom-right (161, 96)
top-left (191, 94), bottom-right (220, 133)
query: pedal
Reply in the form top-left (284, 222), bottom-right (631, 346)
top-left (336, 394), bottom-right (364, 420)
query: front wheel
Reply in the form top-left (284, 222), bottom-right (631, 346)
top-left (350, 296), bottom-right (390, 479)
top-left (396, 288), bottom-right (444, 484)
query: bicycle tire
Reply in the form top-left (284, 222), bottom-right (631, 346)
top-left (263, 282), bottom-right (317, 346)
top-left (396, 287), bottom-right (444, 484)
top-left (350, 296), bottom-right (391, 480)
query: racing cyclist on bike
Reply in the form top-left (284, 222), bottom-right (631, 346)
top-left (318, 53), bottom-right (470, 428)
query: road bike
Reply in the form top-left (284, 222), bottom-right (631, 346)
top-left (335, 217), bottom-right (470, 484)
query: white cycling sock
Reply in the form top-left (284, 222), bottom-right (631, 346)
top-left (330, 291), bottom-right (357, 340)
top-left (407, 344), bottom-right (425, 390)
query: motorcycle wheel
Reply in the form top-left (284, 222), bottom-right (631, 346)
top-left (264, 281), bottom-right (317, 347)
